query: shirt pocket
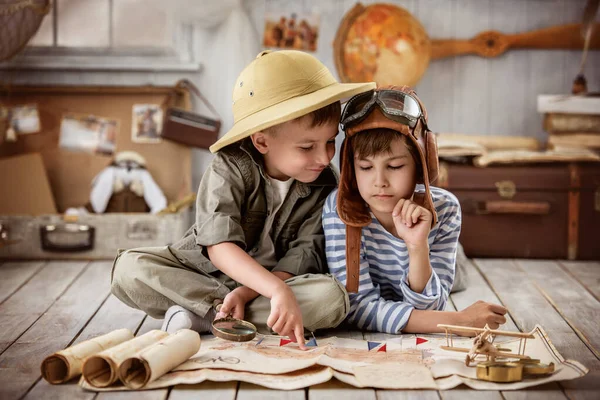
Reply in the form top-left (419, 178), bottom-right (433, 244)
top-left (241, 211), bottom-right (267, 251)
top-left (275, 221), bottom-right (302, 259)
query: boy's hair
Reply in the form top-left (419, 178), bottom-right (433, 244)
top-left (350, 128), bottom-right (423, 180)
top-left (264, 101), bottom-right (341, 135)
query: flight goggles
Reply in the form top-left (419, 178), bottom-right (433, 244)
top-left (341, 89), bottom-right (423, 130)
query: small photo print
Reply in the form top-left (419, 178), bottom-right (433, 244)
top-left (7, 104), bottom-right (41, 134)
top-left (132, 104), bottom-right (163, 143)
top-left (263, 11), bottom-right (320, 52)
top-left (59, 113), bottom-right (118, 156)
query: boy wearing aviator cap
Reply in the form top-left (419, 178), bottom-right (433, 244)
top-left (323, 86), bottom-right (508, 334)
top-left (111, 50), bottom-right (375, 348)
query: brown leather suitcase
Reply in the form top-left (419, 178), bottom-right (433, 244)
top-left (438, 163), bottom-right (600, 260)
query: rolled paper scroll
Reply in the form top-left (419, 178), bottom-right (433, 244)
top-left (82, 330), bottom-right (169, 388)
top-left (119, 329), bottom-right (201, 389)
top-left (41, 328), bottom-right (134, 384)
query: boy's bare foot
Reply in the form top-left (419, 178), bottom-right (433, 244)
top-left (161, 305), bottom-right (215, 334)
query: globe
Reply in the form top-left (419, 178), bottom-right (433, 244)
top-left (334, 3), bottom-right (431, 87)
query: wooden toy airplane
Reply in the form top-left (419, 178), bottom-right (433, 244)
top-left (437, 324), bottom-right (536, 366)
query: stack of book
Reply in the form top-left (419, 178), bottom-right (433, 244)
top-left (538, 95), bottom-right (600, 153)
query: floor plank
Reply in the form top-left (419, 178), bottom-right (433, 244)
top-left (136, 315), bottom-right (163, 335)
top-left (560, 261), bottom-right (600, 301)
top-left (474, 259), bottom-right (600, 400)
top-left (0, 261), bottom-right (111, 400)
top-left (502, 384), bottom-right (569, 400)
top-left (517, 260), bottom-right (600, 359)
top-left (237, 383), bottom-right (305, 400)
top-left (377, 390), bottom-right (440, 400)
top-left (0, 261), bottom-right (46, 305)
top-left (440, 389), bottom-right (503, 400)
top-left (168, 382), bottom-right (238, 400)
top-left (309, 379), bottom-right (377, 400)
top-left (0, 261), bottom-right (87, 355)
top-left (450, 257), bottom-right (519, 332)
top-left (96, 391), bottom-right (168, 400)
top-left (24, 294), bottom-right (148, 400)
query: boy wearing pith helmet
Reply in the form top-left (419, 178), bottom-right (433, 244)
top-left (323, 86), bottom-right (508, 334)
top-left (111, 50), bottom-right (375, 348)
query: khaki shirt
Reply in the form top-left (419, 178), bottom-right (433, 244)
top-left (170, 139), bottom-right (338, 277)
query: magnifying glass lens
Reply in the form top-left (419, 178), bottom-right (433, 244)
top-left (212, 317), bottom-right (257, 342)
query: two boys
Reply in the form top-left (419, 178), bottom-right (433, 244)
top-left (112, 51), bottom-right (506, 344)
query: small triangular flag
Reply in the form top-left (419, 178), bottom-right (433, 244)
top-left (416, 337), bottom-right (428, 345)
top-left (255, 337), bottom-right (264, 346)
top-left (368, 341), bottom-right (381, 351)
top-left (377, 343), bottom-right (387, 352)
top-left (280, 338), bottom-right (293, 346)
top-left (306, 338), bottom-right (318, 347)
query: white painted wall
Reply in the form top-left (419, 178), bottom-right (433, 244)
top-left (2, 0), bottom-right (598, 191)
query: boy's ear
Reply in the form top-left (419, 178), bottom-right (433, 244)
top-left (250, 132), bottom-right (269, 154)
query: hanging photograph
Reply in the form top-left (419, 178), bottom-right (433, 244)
top-left (6, 104), bottom-right (41, 135)
top-left (263, 11), bottom-right (320, 52)
top-left (132, 104), bottom-right (163, 143)
top-left (59, 113), bottom-right (118, 156)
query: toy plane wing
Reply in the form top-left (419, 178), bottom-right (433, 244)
top-left (437, 324), bottom-right (535, 339)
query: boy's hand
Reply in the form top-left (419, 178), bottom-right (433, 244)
top-left (458, 300), bottom-right (508, 330)
top-left (216, 289), bottom-right (247, 320)
top-left (392, 198), bottom-right (432, 248)
top-left (267, 286), bottom-right (307, 350)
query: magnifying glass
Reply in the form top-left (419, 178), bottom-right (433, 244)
top-left (211, 303), bottom-right (258, 342)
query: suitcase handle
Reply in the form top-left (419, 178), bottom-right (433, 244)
top-left (40, 223), bottom-right (95, 252)
top-left (477, 200), bottom-right (551, 215)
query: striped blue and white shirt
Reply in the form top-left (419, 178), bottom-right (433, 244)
top-left (322, 185), bottom-right (461, 334)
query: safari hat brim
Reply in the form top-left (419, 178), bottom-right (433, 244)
top-left (210, 81), bottom-right (375, 153)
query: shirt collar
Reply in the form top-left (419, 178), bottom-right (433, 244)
top-left (239, 138), bottom-right (338, 196)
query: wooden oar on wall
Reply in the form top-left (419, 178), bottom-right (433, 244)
top-left (430, 23), bottom-right (600, 60)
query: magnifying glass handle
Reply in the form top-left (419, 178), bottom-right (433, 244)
top-left (213, 300), bottom-right (230, 316)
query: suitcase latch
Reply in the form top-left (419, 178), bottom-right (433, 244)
top-left (0, 223), bottom-right (21, 247)
top-left (0, 223), bottom-right (9, 246)
top-left (495, 180), bottom-right (516, 199)
top-left (0, 223), bottom-right (7, 242)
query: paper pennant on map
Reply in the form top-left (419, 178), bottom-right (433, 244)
top-left (306, 337), bottom-right (318, 347)
top-left (280, 338), bottom-right (293, 346)
top-left (416, 337), bottom-right (428, 345)
top-left (367, 341), bottom-right (386, 351)
top-left (255, 337), bottom-right (264, 346)
top-left (367, 341), bottom-right (381, 351)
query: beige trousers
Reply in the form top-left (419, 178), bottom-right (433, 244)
top-left (111, 246), bottom-right (350, 334)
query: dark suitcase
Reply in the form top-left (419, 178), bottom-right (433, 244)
top-left (438, 163), bottom-right (600, 260)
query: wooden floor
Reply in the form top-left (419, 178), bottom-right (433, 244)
top-left (0, 258), bottom-right (598, 400)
